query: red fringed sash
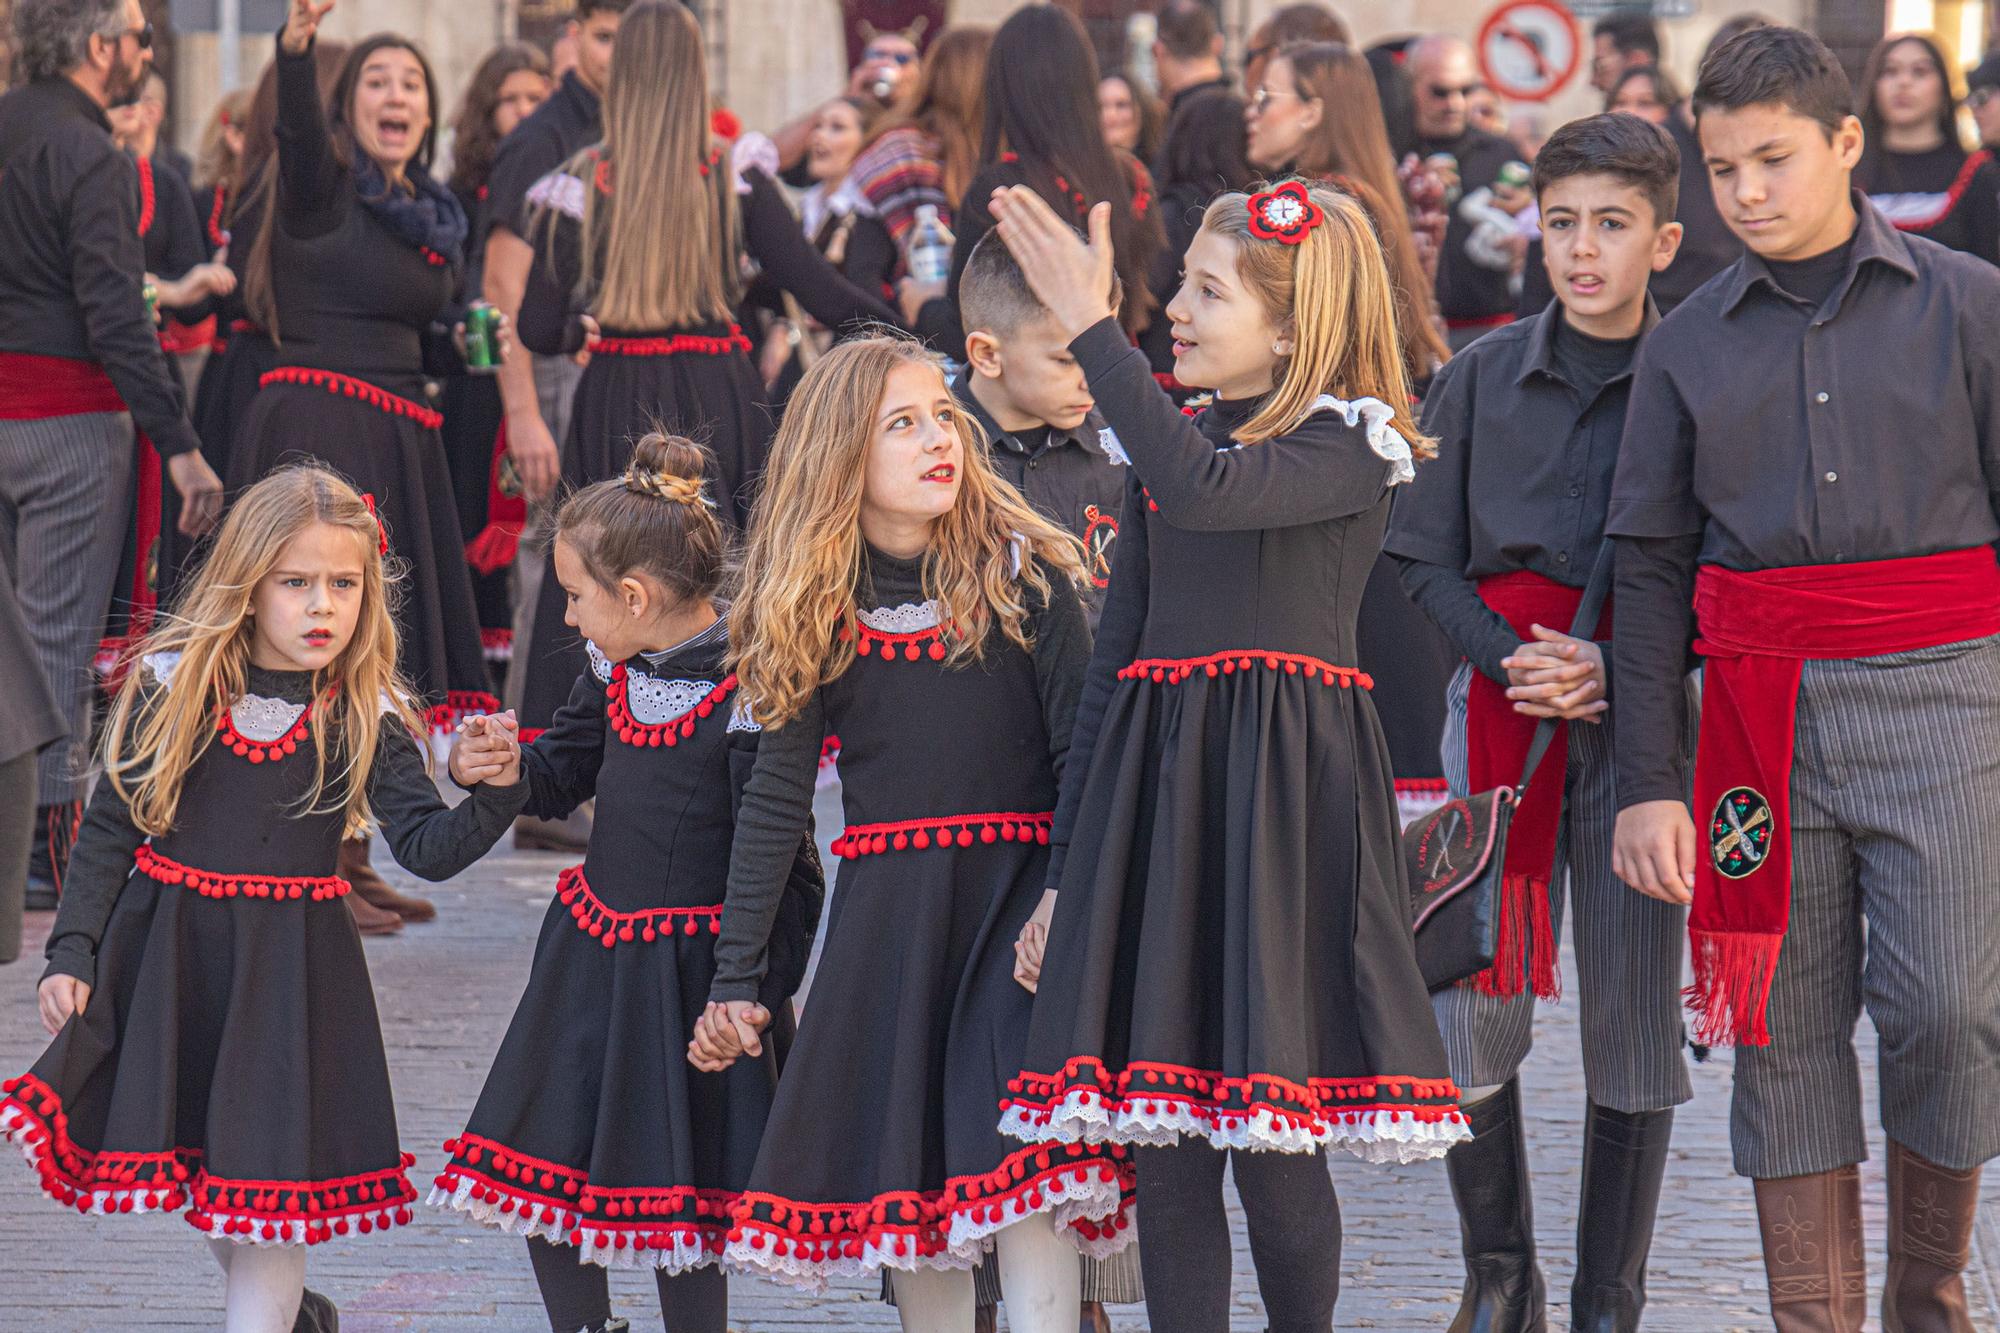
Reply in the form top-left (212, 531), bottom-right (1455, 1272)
top-left (1463, 571), bottom-right (1610, 1000)
top-left (1688, 548), bottom-right (2000, 1046)
top-left (463, 417), bottom-right (525, 575)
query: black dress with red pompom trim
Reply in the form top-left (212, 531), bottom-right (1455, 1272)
top-left (718, 551), bottom-right (1132, 1291)
top-left (433, 621), bottom-right (826, 1272)
top-left (1001, 383), bottom-right (1470, 1166)
top-left (1, 663), bottom-right (527, 1246)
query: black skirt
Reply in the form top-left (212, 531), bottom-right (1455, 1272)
top-left (517, 336), bottom-right (768, 732)
top-left (231, 371), bottom-right (495, 721)
top-left (432, 864), bottom-right (791, 1272)
top-left (0, 856), bottom-right (415, 1245)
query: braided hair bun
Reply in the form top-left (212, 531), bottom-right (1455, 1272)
top-left (556, 432), bottom-right (729, 604)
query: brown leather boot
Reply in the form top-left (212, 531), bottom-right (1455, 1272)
top-left (1081, 1300), bottom-right (1112, 1333)
top-left (338, 836), bottom-right (435, 922)
top-left (1883, 1142), bottom-right (1980, 1333)
top-left (344, 888), bottom-right (403, 935)
top-left (1753, 1166), bottom-right (1866, 1332)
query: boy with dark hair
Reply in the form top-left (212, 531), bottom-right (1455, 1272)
top-left (1388, 112), bottom-right (1687, 1333)
top-left (1610, 25), bottom-right (2000, 1331)
top-left (1591, 12), bottom-right (1661, 93)
top-left (954, 229), bottom-right (1128, 627)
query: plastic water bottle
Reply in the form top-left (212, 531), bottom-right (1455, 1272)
top-left (905, 205), bottom-right (954, 284)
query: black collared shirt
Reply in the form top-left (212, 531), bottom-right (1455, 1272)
top-left (952, 376), bottom-right (1128, 627)
top-left (485, 70), bottom-right (600, 245)
top-left (1387, 300), bottom-right (1651, 680)
top-left (1606, 195), bottom-right (2000, 569)
top-left (1419, 127), bottom-right (1520, 325)
top-left (0, 78), bottom-right (197, 455)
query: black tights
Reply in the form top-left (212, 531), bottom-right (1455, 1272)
top-left (1133, 1142), bottom-right (1341, 1333)
top-left (525, 1236), bottom-right (728, 1333)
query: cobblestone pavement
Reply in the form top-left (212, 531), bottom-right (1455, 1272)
top-left (1, 785), bottom-right (1994, 1330)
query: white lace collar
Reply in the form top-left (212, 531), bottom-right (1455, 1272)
top-left (857, 601), bottom-right (941, 633)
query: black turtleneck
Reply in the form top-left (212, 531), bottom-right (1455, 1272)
top-left (1764, 229), bottom-right (1859, 311)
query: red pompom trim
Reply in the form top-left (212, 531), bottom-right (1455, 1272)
top-left (831, 811), bottom-right (1053, 859)
top-left (213, 697), bottom-right (315, 764)
top-left (838, 617), bottom-right (951, 664)
top-left (258, 368), bottom-right (444, 430)
top-left (1117, 650), bottom-right (1373, 690)
top-left (1246, 180), bottom-right (1323, 245)
top-left (427, 690), bottom-right (502, 735)
top-left (554, 864), bottom-right (721, 947)
top-left (591, 327), bottom-right (752, 358)
top-left (135, 844), bottom-right (351, 902)
top-left (605, 665), bottom-right (737, 749)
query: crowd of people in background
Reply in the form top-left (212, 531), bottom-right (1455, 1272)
top-left (2, 0), bottom-right (1999, 1330)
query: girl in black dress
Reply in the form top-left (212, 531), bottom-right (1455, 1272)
top-left (232, 1), bottom-right (496, 734)
top-left (688, 336), bottom-right (1125, 1328)
top-left (987, 181), bottom-right (1467, 1332)
top-left (514, 0), bottom-right (896, 738)
top-left (1, 464), bottom-right (526, 1332)
top-left (432, 435), bottom-right (823, 1333)
top-left (1856, 33), bottom-right (2000, 263)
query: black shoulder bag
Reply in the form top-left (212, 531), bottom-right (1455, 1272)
top-left (1403, 542), bottom-right (1614, 992)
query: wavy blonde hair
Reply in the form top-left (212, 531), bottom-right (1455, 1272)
top-left (102, 466), bottom-right (428, 839)
top-left (559, 0), bottom-right (737, 330)
top-left (732, 335), bottom-right (1086, 729)
top-left (1201, 182), bottom-right (1435, 456)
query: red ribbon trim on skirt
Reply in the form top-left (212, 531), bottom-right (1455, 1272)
top-left (135, 844), bottom-right (351, 901)
top-left (591, 326), bottom-right (752, 358)
top-left (831, 811), bottom-right (1053, 858)
top-left (0, 352), bottom-right (125, 420)
top-left (1687, 547), bottom-right (2000, 1046)
top-left (554, 864), bottom-right (721, 946)
top-left (259, 367), bottom-right (444, 430)
top-left (1117, 650), bottom-right (1373, 689)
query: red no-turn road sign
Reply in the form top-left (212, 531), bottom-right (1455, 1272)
top-left (1477, 0), bottom-right (1583, 102)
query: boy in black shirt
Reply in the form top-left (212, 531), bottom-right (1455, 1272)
top-left (1388, 113), bottom-right (1689, 1332)
top-left (1609, 28), bottom-right (2000, 1330)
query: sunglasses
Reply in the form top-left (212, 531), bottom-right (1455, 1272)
top-left (119, 21), bottom-right (154, 50)
top-left (1249, 86), bottom-right (1305, 113)
top-left (865, 48), bottom-right (918, 66)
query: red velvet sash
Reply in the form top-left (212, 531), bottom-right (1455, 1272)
top-left (1464, 571), bottom-right (1610, 1000)
top-left (463, 418), bottom-right (526, 575)
top-left (0, 352), bottom-right (124, 419)
top-left (1688, 547), bottom-right (2000, 1046)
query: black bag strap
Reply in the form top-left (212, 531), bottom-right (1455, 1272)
top-left (1514, 540), bottom-right (1617, 797)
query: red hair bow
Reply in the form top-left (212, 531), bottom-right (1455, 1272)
top-left (1246, 180), bottom-right (1324, 245)
top-left (360, 493), bottom-right (390, 556)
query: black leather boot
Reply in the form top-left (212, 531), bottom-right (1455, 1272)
top-left (291, 1289), bottom-right (339, 1332)
top-left (1446, 1080), bottom-right (1547, 1333)
top-left (1570, 1103), bottom-right (1674, 1332)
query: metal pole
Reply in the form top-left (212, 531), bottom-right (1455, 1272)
top-left (218, 0), bottom-right (241, 91)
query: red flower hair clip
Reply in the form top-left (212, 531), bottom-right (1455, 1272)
top-left (711, 107), bottom-right (741, 140)
top-left (360, 493), bottom-right (390, 556)
top-left (1247, 180), bottom-right (1324, 245)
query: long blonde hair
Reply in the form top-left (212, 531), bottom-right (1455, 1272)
top-left (732, 336), bottom-right (1086, 729)
top-left (1201, 184), bottom-right (1435, 457)
top-left (102, 466), bottom-right (428, 839)
top-left (560, 0), bottom-right (737, 330)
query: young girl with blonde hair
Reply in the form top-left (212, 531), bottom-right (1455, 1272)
top-left (987, 179), bottom-right (1469, 1330)
top-left (687, 334), bottom-right (1127, 1330)
top-left (0, 465), bottom-right (528, 1332)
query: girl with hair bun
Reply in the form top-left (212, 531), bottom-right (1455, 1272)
top-left (434, 434), bottom-right (824, 1333)
top-left (987, 179), bottom-right (1468, 1328)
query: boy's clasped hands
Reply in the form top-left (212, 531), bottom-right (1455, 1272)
top-left (1501, 625), bottom-right (1608, 722)
top-left (450, 711), bottom-right (524, 787)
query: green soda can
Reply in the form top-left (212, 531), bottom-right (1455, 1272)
top-left (464, 300), bottom-right (500, 373)
top-left (141, 280), bottom-right (159, 326)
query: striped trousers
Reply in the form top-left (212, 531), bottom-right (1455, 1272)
top-left (0, 412), bottom-right (136, 805)
top-left (1433, 663), bottom-right (1694, 1114)
top-left (1732, 634), bottom-right (2000, 1178)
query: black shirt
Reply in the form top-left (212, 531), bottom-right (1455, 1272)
top-left (1855, 142), bottom-right (2000, 265)
top-left (0, 78), bottom-right (198, 456)
top-left (1387, 300), bottom-right (1651, 682)
top-left (1419, 127), bottom-right (1520, 326)
top-left (485, 69), bottom-right (600, 245)
top-left (1607, 196), bottom-right (2000, 806)
top-left (137, 153), bottom-right (216, 325)
top-left (953, 375), bottom-right (1130, 627)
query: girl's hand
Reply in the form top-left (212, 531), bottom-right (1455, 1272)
top-left (687, 1000), bottom-right (770, 1071)
top-left (281, 0), bottom-right (334, 54)
top-left (573, 314), bottom-right (600, 369)
top-left (987, 187), bottom-right (1115, 341)
top-left (38, 975), bottom-right (91, 1036)
top-left (450, 712), bottom-right (521, 786)
top-left (1012, 887), bottom-right (1058, 992)
top-left (895, 276), bottom-right (944, 327)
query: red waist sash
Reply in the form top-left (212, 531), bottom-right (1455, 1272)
top-left (1688, 547), bottom-right (2000, 1045)
top-left (1464, 571), bottom-right (1611, 1000)
top-left (0, 352), bottom-right (124, 420)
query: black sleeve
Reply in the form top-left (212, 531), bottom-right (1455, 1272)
top-left (1605, 343), bottom-right (1703, 541)
top-left (1046, 470), bottom-right (1150, 889)
top-left (1029, 567), bottom-right (1093, 783)
top-left (1610, 533), bottom-right (1700, 809)
top-left (841, 213), bottom-right (897, 296)
top-left (67, 151), bottom-right (200, 457)
top-left (273, 37), bottom-right (348, 239)
top-left (41, 763), bottom-right (149, 989)
top-left (725, 729), bottom-right (826, 1006)
top-left (155, 167), bottom-right (215, 319)
top-left (517, 204), bottom-right (584, 357)
top-left (371, 722), bottom-right (527, 879)
top-left (709, 692), bottom-right (825, 1003)
top-left (1393, 555), bottom-right (1515, 684)
top-left (485, 123), bottom-right (559, 243)
top-left (1071, 318), bottom-right (1394, 529)
top-left (740, 169), bottom-right (899, 334)
top-left (518, 671), bottom-right (608, 818)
